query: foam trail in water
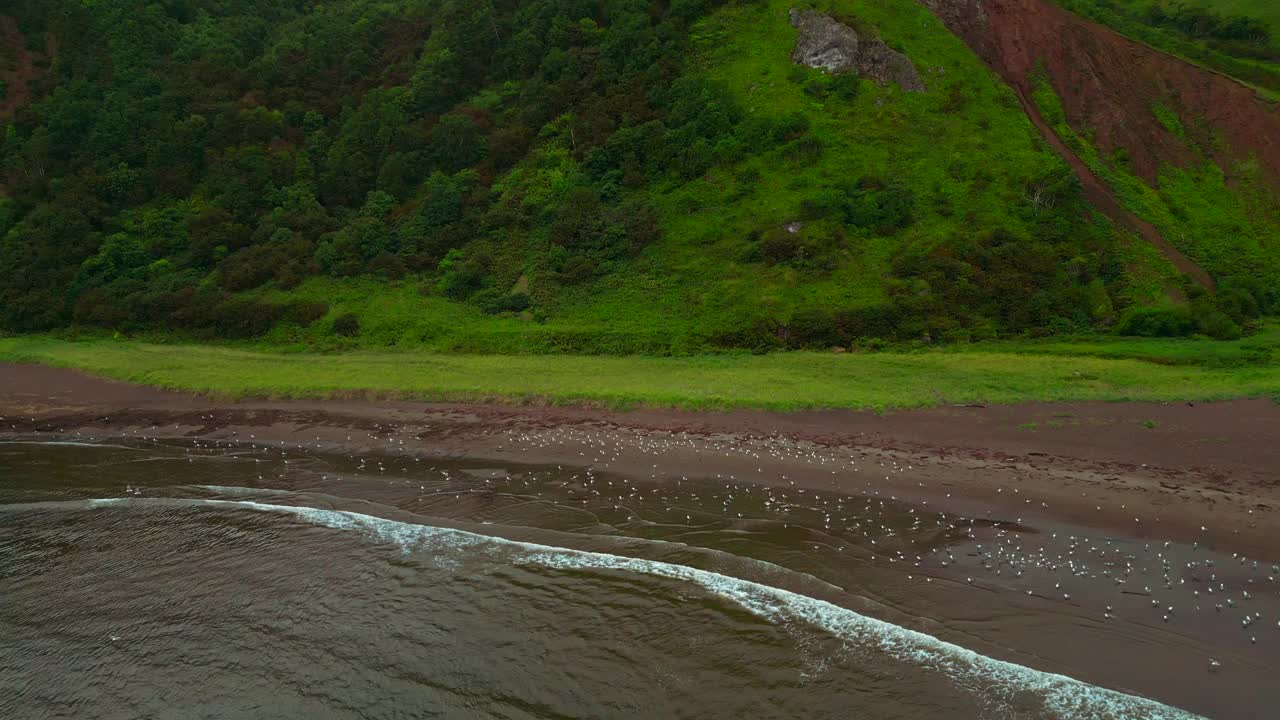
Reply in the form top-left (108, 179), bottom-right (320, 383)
top-left (18, 497), bottom-right (1204, 720)
top-left (0, 440), bottom-right (141, 450)
top-left (193, 485), bottom-right (287, 496)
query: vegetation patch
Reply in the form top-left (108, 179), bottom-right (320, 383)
top-left (2, 334), bottom-right (1278, 411)
top-left (1051, 0), bottom-right (1280, 95)
top-left (1027, 70), bottom-right (1280, 339)
top-left (0, 0), bottom-right (1275, 354)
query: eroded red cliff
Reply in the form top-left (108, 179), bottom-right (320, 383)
top-left (923, 0), bottom-right (1280, 188)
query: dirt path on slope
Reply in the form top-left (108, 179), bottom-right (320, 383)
top-left (1015, 87), bottom-right (1216, 289)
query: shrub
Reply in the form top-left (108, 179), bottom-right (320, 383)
top-left (1190, 299), bottom-right (1242, 340)
top-left (775, 113), bottom-right (811, 140)
top-left (1218, 274), bottom-right (1278, 317)
top-left (788, 308), bottom-right (845, 348)
top-left (436, 249), bottom-right (491, 300)
top-left (1117, 307), bottom-right (1194, 337)
top-left (835, 304), bottom-right (902, 340)
top-left (618, 198), bottom-right (662, 250)
top-left (283, 301), bottom-right (329, 326)
top-left (211, 299), bottom-right (282, 338)
top-left (474, 289), bottom-right (532, 314)
top-left (557, 255), bottom-right (599, 284)
top-left (760, 229), bottom-right (803, 265)
top-left (784, 135), bottom-right (825, 162)
top-left (218, 246), bottom-right (281, 291)
top-left (829, 73), bottom-right (860, 101)
top-left (499, 291), bottom-right (532, 313)
top-left (708, 318), bottom-right (784, 353)
top-left (73, 287), bottom-right (134, 328)
top-left (367, 252), bottom-right (408, 280)
top-left (550, 187), bottom-right (605, 249)
top-left (802, 76), bottom-right (833, 99)
top-left (1214, 286), bottom-right (1259, 324)
top-left (428, 113), bottom-right (488, 172)
top-left (845, 179), bottom-right (916, 234)
top-left (332, 313), bottom-right (360, 337)
top-left (800, 191), bottom-right (843, 220)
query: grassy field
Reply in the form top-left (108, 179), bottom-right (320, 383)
top-left (1, 334), bottom-right (1276, 411)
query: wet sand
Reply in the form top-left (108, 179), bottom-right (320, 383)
top-left (2, 362), bottom-right (1277, 561)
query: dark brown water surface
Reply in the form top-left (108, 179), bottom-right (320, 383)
top-left (2, 439), bottom-right (1274, 719)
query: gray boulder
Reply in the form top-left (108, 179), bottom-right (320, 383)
top-left (789, 8), bottom-right (925, 92)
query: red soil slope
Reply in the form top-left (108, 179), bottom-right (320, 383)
top-left (923, 0), bottom-right (1280, 188)
top-left (921, 0), bottom-right (1280, 288)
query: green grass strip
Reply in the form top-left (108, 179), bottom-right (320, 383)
top-left (2, 335), bottom-right (1277, 411)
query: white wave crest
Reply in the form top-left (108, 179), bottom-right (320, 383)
top-left (192, 485), bottom-right (287, 496)
top-left (23, 497), bottom-right (1205, 720)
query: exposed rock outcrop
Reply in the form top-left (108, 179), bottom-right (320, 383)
top-left (789, 8), bottom-right (926, 92)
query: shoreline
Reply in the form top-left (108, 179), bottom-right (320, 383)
top-left (7, 362), bottom-right (1280, 718)
top-left (3, 362), bottom-right (1278, 561)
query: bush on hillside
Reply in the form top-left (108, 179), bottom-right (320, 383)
top-left (473, 289), bottom-right (531, 315)
top-left (708, 318), bottom-right (784, 353)
top-left (788, 308), bottom-right (843, 349)
top-left (1218, 274), bottom-right (1279, 317)
top-left (1190, 298), bottom-right (1242, 340)
top-left (1117, 307), bottom-right (1194, 337)
top-left (436, 249), bottom-right (492, 300)
top-left (283, 301), bottom-right (329, 326)
top-left (332, 313), bottom-right (360, 337)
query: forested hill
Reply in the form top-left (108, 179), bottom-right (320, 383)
top-left (1, 0), bottom-right (1278, 353)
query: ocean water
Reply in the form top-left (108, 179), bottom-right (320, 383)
top-left (1, 439), bottom-right (1266, 718)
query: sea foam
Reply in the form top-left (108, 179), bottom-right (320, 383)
top-left (12, 497), bottom-right (1204, 720)
top-left (0, 440), bottom-right (141, 450)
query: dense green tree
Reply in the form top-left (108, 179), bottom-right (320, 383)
top-left (1, 0), bottom-right (1241, 349)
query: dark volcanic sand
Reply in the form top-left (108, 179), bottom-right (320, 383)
top-left (3, 362), bottom-right (1280, 718)
top-left (2, 363), bottom-right (1277, 559)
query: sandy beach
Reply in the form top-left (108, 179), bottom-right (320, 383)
top-left (3, 362), bottom-right (1277, 560)
top-left (5, 362), bottom-right (1280, 718)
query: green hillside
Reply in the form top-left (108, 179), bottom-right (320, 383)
top-left (1137, 0), bottom-right (1280, 34)
top-left (1203, 0), bottom-right (1280, 31)
top-left (1, 0), bottom-right (1276, 354)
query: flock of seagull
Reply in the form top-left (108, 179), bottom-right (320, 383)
top-left (5, 411), bottom-right (1278, 665)
top-left (491, 425), bottom-right (1279, 642)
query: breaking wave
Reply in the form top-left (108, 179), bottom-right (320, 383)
top-left (6, 496), bottom-right (1202, 720)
